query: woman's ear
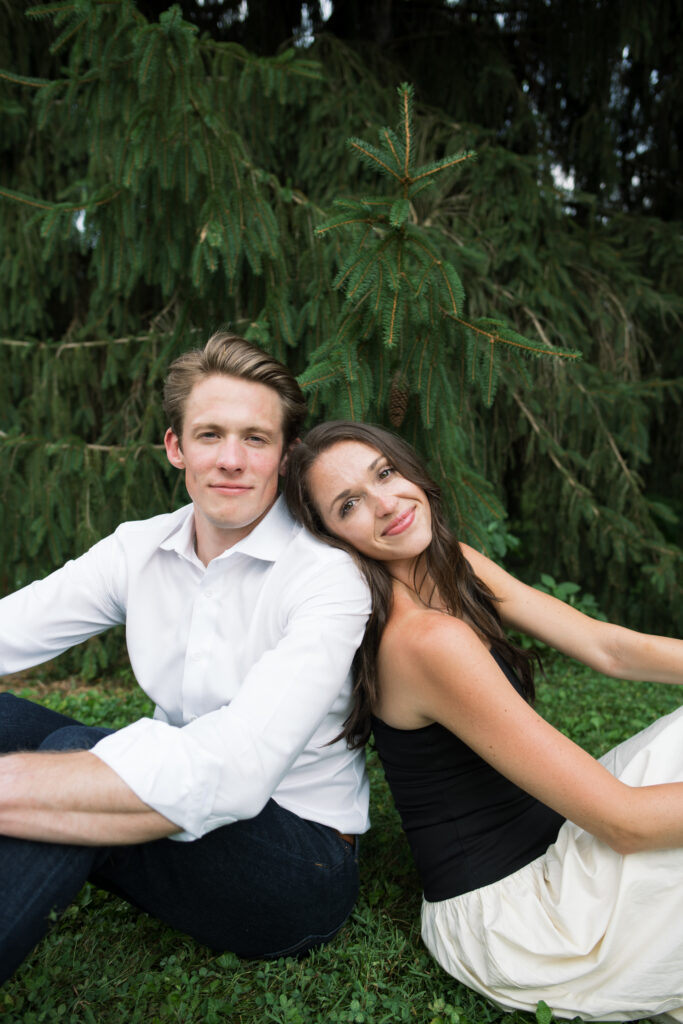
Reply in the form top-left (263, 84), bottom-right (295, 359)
top-left (164, 427), bottom-right (185, 470)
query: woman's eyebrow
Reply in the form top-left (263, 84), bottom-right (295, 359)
top-left (328, 454), bottom-right (383, 512)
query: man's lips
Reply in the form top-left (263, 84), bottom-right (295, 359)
top-left (209, 483), bottom-right (252, 494)
top-left (382, 507), bottom-right (415, 536)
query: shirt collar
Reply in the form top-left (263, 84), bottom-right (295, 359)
top-left (159, 505), bottom-right (202, 566)
top-left (159, 495), bottom-right (297, 566)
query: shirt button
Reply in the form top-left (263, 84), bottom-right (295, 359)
top-left (190, 652), bottom-right (203, 662)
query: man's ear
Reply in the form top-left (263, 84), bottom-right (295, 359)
top-left (164, 427), bottom-right (185, 470)
top-left (279, 437), bottom-right (301, 475)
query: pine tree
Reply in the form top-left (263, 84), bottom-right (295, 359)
top-left (1, 1), bottom-right (681, 680)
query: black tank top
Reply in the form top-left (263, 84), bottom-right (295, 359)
top-left (371, 649), bottom-right (565, 901)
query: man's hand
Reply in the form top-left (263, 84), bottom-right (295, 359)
top-left (0, 751), bottom-right (181, 845)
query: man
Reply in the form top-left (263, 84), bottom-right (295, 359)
top-left (0, 332), bottom-right (371, 981)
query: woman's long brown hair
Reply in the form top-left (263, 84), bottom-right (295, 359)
top-left (284, 421), bottom-right (537, 748)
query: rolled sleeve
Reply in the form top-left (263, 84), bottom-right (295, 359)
top-left (93, 552), bottom-right (371, 839)
top-left (91, 719), bottom-right (222, 839)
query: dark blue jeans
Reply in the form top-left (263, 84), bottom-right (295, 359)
top-left (0, 693), bottom-right (359, 983)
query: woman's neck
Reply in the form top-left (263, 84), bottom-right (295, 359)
top-left (391, 563), bottom-right (447, 613)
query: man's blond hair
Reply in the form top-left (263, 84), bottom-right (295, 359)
top-left (163, 331), bottom-right (307, 445)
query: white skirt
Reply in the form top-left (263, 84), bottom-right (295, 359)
top-left (421, 706), bottom-right (683, 1023)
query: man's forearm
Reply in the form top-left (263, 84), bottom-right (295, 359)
top-left (0, 751), bottom-right (181, 845)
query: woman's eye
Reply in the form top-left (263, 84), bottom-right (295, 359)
top-left (379, 465), bottom-right (394, 480)
top-left (340, 499), bottom-right (356, 518)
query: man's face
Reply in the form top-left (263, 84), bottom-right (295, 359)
top-left (165, 374), bottom-right (287, 564)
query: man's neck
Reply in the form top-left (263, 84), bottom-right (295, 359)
top-left (193, 499), bottom-right (278, 566)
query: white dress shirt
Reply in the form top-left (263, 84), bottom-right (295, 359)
top-left (0, 497), bottom-right (372, 841)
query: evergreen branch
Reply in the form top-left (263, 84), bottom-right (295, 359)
top-left (2, 436), bottom-right (164, 453)
top-left (0, 69), bottom-right (52, 88)
top-left (414, 259), bottom-right (436, 300)
top-left (373, 263), bottom-right (384, 317)
top-left (315, 216), bottom-right (377, 236)
top-left (447, 313), bottom-right (582, 359)
top-left (346, 243), bottom-right (388, 302)
top-left (411, 151), bottom-right (476, 183)
top-left (401, 85), bottom-right (411, 179)
top-left (342, 349), bottom-right (359, 419)
top-left (513, 393), bottom-right (600, 516)
top-left (345, 379), bottom-right (356, 419)
top-left (183, 110), bottom-right (190, 203)
top-left (424, 347), bottom-right (436, 423)
top-left (0, 185), bottom-right (122, 213)
top-left (386, 288), bottom-right (400, 347)
top-left (0, 336), bottom-right (151, 349)
top-left (454, 475), bottom-right (502, 520)
top-left (26, 2), bottom-right (122, 15)
top-left (333, 250), bottom-right (369, 293)
top-left (352, 197), bottom-right (395, 209)
top-left (298, 367), bottom-right (342, 389)
top-left (633, 537), bottom-right (683, 561)
top-left (201, 40), bottom-right (323, 81)
top-left (435, 262), bottom-right (463, 316)
top-left (381, 129), bottom-right (400, 169)
top-left (520, 303), bottom-right (554, 348)
top-left (0, 186), bottom-right (64, 212)
top-left (348, 140), bottom-right (402, 181)
top-left (51, 14), bottom-right (88, 55)
top-left (416, 335), bottom-right (439, 424)
top-left (404, 237), bottom-right (463, 314)
top-left (486, 338), bottom-right (495, 406)
top-left (139, 32), bottom-right (161, 88)
top-left (573, 379), bottom-right (642, 495)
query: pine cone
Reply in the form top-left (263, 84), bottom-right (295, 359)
top-left (389, 372), bottom-right (410, 428)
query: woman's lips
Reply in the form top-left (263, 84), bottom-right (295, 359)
top-left (383, 507), bottom-right (415, 536)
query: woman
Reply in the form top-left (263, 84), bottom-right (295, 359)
top-left (284, 420), bottom-right (683, 1024)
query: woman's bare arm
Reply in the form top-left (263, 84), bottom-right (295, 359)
top-left (462, 543), bottom-right (683, 684)
top-left (383, 611), bottom-right (683, 856)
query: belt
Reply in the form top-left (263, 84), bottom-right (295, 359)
top-left (335, 831), bottom-right (355, 846)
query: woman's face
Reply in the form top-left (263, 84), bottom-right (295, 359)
top-left (307, 441), bottom-right (432, 572)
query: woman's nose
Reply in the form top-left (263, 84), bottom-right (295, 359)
top-left (374, 492), bottom-right (398, 516)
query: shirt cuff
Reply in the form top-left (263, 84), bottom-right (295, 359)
top-left (91, 718), bottom-right (223, 840)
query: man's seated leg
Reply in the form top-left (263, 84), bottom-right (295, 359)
top-left (0, 692), bottom-right (82, 753)
top-left (92, 799), bottom-right (359, 959)
top-left (0, 721), bottom-right (113, 983)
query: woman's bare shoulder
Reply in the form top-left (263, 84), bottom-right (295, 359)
top-left (383, 598), bottom-right (472, 657)
top-left (380, 589), bottom-right (476, 679)
top-left (376, 593), bottom-right (485, 726)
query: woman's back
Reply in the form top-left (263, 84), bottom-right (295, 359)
top-left (372, 647), bottom-right (564, 900)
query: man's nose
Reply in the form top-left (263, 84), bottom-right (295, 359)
top-left (216, 438), bottom-right (245, 471)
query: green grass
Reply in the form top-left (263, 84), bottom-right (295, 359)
top-left (1, 656), bottom-right (681, 1024)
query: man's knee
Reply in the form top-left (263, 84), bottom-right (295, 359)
top-left (38, 724), bottom-right (113, 753)
top-left (0, 692), bottom-right (31, 712)
top-left (0, 693), bottom-right (84, 752)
